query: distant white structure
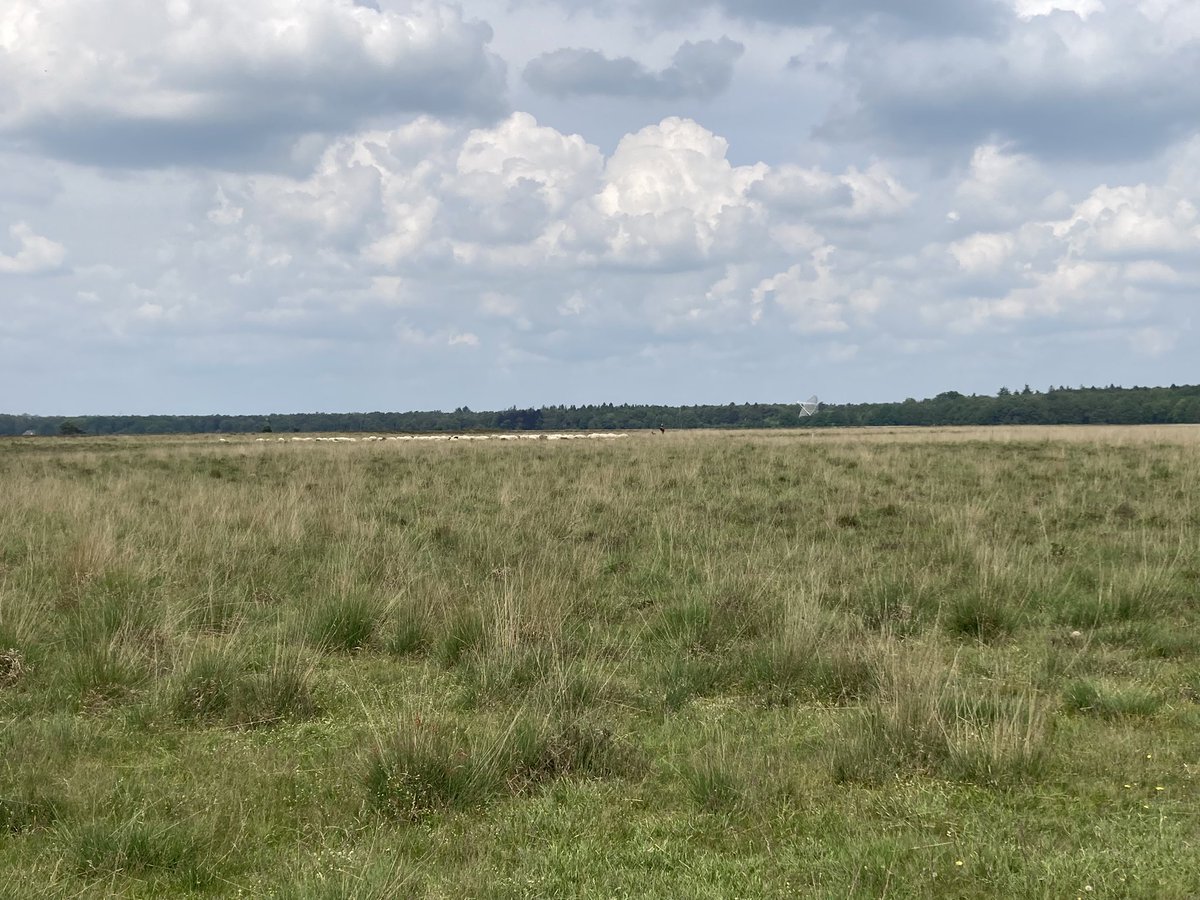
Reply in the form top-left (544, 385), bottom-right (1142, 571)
top-left (799, 396), bottom-right (820, 418)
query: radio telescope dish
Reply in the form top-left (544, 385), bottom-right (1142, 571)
top-left (799, 395), bottom-right (820, 417)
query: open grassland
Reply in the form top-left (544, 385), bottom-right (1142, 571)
top-left (2, 426), bottom-right (1199, 898)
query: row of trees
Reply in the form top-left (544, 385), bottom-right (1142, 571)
top-left (4, 384), bottom-right (1199, 436)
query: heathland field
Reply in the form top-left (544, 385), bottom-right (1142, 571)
top-left (2, 427), bottom-right (1199, 898)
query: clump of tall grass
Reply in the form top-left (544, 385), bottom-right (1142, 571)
top-left (51, 573), bottom-right (176, 709)
top-left (183, 583), bottom-right (249, 634)
top-left (364, 713), bottom-right (632, 822)
top-left (171, 651), bottom-right (243, 723)
top-left (364, 724), bottom-right (493, 821)
top-left (382, 598), bottom-right (430, 657)
top-left (1058, 563), bottom-right (1177, 629)
top-left (61, 573), bottom-right (163, 649)
top-left (305, 593), bottom-right (386, 652)
top-left (1, 782), bottom-right (66, 834)
top-left (63, 815), bottom-right (222, 889)
top-left (652, 600), bottom-right (721, 651)
top-left (943, 588), bottom-right (1022, 642)
top-left (743, 590), bottom-right (877, 707)
top-left (856, 574), bottom-right (935, 636)
top-left (63, 646), bottom-right (148, 710)
top-left (171, 647), bottom-right (318, 727)
top-left (457, 645), bottom-right (556, 709)
top-left (681, 758), bottom-right (743, 813)
top-left (436, 566), bottom-right (588, 711)
top-left (831, 647), bottom-right (1052, 786)
top-left (0, 647), bottom-right (26, 688)
top-left (0, 589), bottom-right (48, 680)
top-left (652, 653), bottom-right (736, 711)
top-left (1062, 679), bottom-right (1162, 719)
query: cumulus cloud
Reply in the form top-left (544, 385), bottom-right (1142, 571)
top-left (0, 0), bottom-right (506, 167)
top-left (820, 3), bottom-right (1200, 162)
top-left (217, 114), bottom-right (784, 277)
top-left (565, 117), bottom-right (769, 268)
top-left (752, 162), bottom-right (913, 223)
top-left (0, 222), bottom-right (66, 274)
top-left (951, 143), bottom-right (1065, 228)
top-left (752, 246), bottom-right (882, 335)
top-left (714, 0), bottom-right (1007, 35)
top-left (448, 111), bottom-right (605, 245)
top-left (523, 37), bottom-right (743, 100)
top-left (188, 112), bottom-right (930, 355)
top-left (921, 162), bottom-right (1200, 336)
top-left (530, 0), bottom-right (1007, 36)
top-left (1053, 185), bottom-right (1200, 259)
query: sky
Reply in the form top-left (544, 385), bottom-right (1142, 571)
top-left (1, 0), bottom-right (1197, 415)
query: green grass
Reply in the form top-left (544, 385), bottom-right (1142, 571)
top-left (1, 426), bottom-right (1199, 896)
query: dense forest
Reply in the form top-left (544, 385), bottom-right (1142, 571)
top-left (4, 384), bottom-right (1199, 436)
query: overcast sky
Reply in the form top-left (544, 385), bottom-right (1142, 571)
top-left (2, 0), bottom-right (1197, 415)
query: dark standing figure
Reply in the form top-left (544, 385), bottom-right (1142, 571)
top-left (658, 424), bottom-right (666, 434)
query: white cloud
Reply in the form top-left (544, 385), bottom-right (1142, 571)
top-left (752, 161), bottom-right (914, 222)
top-left (4, 0), bottom-right (1197, 414)
top-left (523, 37), bottom-right (743, 100)
top-left (923, 167), bottom-right (1200, 334)
top-left (1054, 184), bottom-right (1200, 257)
top-left (949, 232), bottom-right (1017, 274)
top-left (953, 143), bottom-right (1063, 226)
top-left (1013, 0), bottom-right (1104, 21)
top-left (0, 0), bottom-right (505, 166)
top-left (841, 163), bottom-right (917, 221)
top-left (0, 222), bottom-right (66, 274)
top-left (571, 117), bottom-right (768, 266)
top-left (822, 3), bottom-right (1200, 162)
top-left (753, 246), bottom-right (882, 334)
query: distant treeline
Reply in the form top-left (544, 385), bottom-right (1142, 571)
top-left (4, 384), bottom-right (1200, 436)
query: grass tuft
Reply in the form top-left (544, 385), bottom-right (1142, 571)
top-left (65, 816), bottom-right (220, 889)
top-left (0, 647), bottom-right (26, 688)
top-left (831, 649), bottom-right (1052, 786)
top-left (306, 593), bottom-right (385, 652)
top-left (365, 713), bottom-right (631, 821)
top-left (1062, 679), bottom-right (1162, 719)
top-left (1, 784), bottom-right (66, 834)
top-left (944, 589), bottom-right (1021, 642)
